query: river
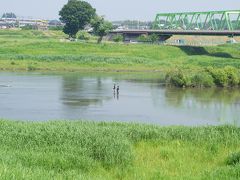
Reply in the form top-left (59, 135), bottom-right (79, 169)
top-left (0, 72), bottom-right (240, 126)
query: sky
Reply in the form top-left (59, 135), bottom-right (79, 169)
top-left (0, 0), bottom-right (240, 21)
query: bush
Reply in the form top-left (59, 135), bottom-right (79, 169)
top-left (137, 34), bottom-right (149, 42)
top-left (226, 152), bottom-right (240, 166)
top-left (112, 34), bottom-right (123, 42)
top-left (148, 34), bottom-right (159, 43)
top-left (206, 66), bottom-right (240, 87)
top-left (224, 66), bottom-right (239, 86)
top-left (77, 31), bottom-right (91, 41)
top-left (165, 68), bottom-right (191, 87)
top-left (206, 67), bottom-right (228, 87)
top-left (191, 72), bottom-right (215, 87)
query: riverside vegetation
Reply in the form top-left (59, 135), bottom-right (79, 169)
top-left (0, 29), bottom-right (240, 87)
top-left (0, 120), bottom-right (240, 179)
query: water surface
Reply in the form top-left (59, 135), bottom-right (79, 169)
top-left (0, 72), bottom-right (240, 126)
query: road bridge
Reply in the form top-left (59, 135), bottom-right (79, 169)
top-left (109, 10), bottom-right (240, 42)
top-left (109, 29), bottom-right (240, 42)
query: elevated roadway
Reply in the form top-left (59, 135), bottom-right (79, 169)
top-left (109, 29), bottom-right (240, 42)
top-left (110, 29), bottom-right (240, 36)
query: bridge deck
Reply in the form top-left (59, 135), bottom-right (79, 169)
top-left (110, 30), bottom-right (240, 36)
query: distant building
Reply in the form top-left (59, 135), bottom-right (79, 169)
top-left (112, 20), bottom-right (152, 30)
top-left (48, 20), bottom-right (64, 27)
top-left (0, 18), bottom-right (48, 30)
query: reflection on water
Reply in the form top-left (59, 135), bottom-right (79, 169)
top-left (0, 72), bottom-right (240, 126)
top-left (165, 88), bottom-right (240, 107)
top-left (164, 88), bottom-right (240, 125)
top-left (61, 76), bottom-right (110, 107)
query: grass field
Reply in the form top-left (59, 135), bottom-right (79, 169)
top-left (0, 29), bottom-right (240, 71)
top-left (0, 120), bottom-right (240, 179)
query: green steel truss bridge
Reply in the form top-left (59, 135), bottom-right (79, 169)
top-left (153, 10), bottom-right (240, 31)
top-left (109, 10), bottom-right (240, 42)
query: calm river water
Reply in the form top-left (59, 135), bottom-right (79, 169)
top-left (0, 72), bottom-right (240, 126)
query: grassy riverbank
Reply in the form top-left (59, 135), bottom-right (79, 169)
top-left (0, 30), bottom-right (240, 71)
top-left (0, 120), bottom-right (240, 179)
top-left (1, 29), bottom-right (240, 87)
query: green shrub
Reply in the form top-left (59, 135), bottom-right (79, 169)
top-left (77, 31), bottom-right (91, 41)
top-left (191, 72), bottom-right (215, 87)
top-left (137, 34), bottom-right (149, 42)
top-left (112, 34), bottom-right (123, 42)
top-left (226, 152), bottom-right (240, 166)
top-left (206, 66), bottom-right (240, 87)
top-left (207, 67), bottom-right (228, 87)
top-left (165, 68), bottom-right (191, 87)
top-left (148, 34), bottom-right (159, 43)
top-left (224, 66), bottom-right (239, 86)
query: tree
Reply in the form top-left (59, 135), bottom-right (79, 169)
top-left (148, 34), bottom-right (159, 43)
top-left (59, 0), bottom-right (96, 38)
top-left (2, 12), bottom-right (16, 18)
top-left (91, 16), bottom-right (113, 43)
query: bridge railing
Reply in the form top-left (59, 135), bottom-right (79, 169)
top-left (153, 10), bottom-right (240, 31)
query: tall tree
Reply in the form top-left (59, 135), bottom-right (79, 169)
top-left (59, 0), bottom-right (96, 38)
top-left (91, 16), bottom-right (113, 43)
top-left (2, 12), bottom-right (17, 18)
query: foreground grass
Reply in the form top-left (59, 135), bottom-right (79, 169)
top-left (1, 120), bottom-right (240, 179)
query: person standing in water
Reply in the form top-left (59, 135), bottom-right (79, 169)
top-left (116, 86), bottom-right (119, 94)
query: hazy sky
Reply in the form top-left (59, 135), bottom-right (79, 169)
top-left (0, 0), bottom-right (240, 20)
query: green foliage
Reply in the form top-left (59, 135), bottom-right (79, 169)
top-left (77, 31), bottom-right (91, 41)
top-left (91, 16), bottom-right (113, 43)
top-left (191, 72), bottom-right (215, 87)
top-left (148, 34), bottom-right (159, 43)
top-left (48, 26), bottom-right (64, 31)
top-left (2, 12), bottom-right (16, 18)
top-left (206, 66), bottom-right (239, 87)
top-left (165, 68), bottom-right (191, 87)
top-left (224, 66), bottom-right (239, 86)
top-left (59, 0), bottom-right (96, 37)
top-left (137, 34), bottom-right (149, 42)
top-left (165, 66), bottom-right (240, 88)
top-left (21, 24), bottom-right (36, 30)
top-left (27, 64), bottom-right (37, 71)
top-left (206, 67), bottom-right (228, 87)
top-left (112, 34), bottom-right (123, 42)
top-left (137, 34), bottom-right (159, 43)
top-left (226, 152), bottom-right (240, 166)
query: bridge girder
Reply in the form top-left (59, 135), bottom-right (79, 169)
top-left (153, 10), bottom-right (240, 31)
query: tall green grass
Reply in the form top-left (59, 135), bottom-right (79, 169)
top-left (0, 120), bottom-right (240, 179)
